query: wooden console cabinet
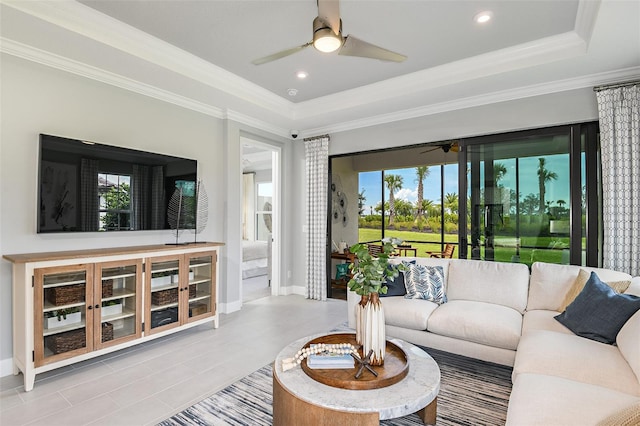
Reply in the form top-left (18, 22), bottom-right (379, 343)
top-left (4, 242), bottom-right (223, 391)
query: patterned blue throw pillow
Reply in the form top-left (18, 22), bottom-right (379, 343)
top-left (402, 263), bottom-right (447, 304)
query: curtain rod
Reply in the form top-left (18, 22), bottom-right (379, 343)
top-left (593, 79), bottom-right (640, 92)
top-left (303, 134), bottom-right (330, 142)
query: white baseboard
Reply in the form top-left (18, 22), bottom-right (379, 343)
top-left (1, 358), bottom-right (14, 378)
top-left (281, 285), bottom-right (306, 296)
top-left (219, 300), bottom-right (242, 314)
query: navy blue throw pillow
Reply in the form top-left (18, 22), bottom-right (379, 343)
top-left (381, 260), bottom-right (415, 297)
top-left (555, 272), bottom-right (640, 344)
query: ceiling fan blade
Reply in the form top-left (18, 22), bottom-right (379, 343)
top-left (339, 35), bottom-right (407, 62)
top-left (252, 42), bottom-right (312, 65)
top-left (420, 147), bottom-right (440, 154)
top-left (317, 0), bottom-right (341, 35)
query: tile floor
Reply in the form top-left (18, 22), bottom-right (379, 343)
top-left (242, 275), bottom-right (271, 303)
top-left (0, 295), bottom-right (347, 425)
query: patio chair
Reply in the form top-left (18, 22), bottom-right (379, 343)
top-left (426, 243), bottom-right (455, 259)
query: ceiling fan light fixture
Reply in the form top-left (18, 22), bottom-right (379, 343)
top-left (313, 27), bottom-right (342, 53)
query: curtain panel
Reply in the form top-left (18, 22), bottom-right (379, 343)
top-left (79, 158), bottom-right (98, 231)
top-left (242, 173), bottom-right (256, 240)
top-left (305, 136), bottom-right (329, 300)
top-left (596, 84), bottom-right (640, 276)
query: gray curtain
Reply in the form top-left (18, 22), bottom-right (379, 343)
top-left (132, 165), bottom-right (164, 230)
top-left (151, 166), bottom-right (165, 229)
top-left (132, 164), bottom-right (150, 230)
top-left (596, 83), bottom-right (640, 276)
top-left (80, 158), bottom-right (98, 231)
top-left (305, 136), bottom-right (329, 301)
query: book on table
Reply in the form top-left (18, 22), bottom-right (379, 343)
top-left (307, 353), bottom-right (355, 369)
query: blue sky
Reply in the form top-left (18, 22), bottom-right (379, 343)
top-left (358, 154), bottom-right (572, 213)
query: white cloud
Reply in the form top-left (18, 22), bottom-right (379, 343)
top-left (395, 187), bottom-right (417, 202)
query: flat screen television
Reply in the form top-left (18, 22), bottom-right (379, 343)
top-left (38, 134), bottom-right (197, 233)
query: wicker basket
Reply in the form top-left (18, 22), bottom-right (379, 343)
top-left (189, 302), bottom-right (208, 317)
top-left (151, 288), bottom-right (179, 305)
top-left (45, 328), bottom-right (86, 354)
top-left (102, 280), bottom-right (114, 298)
top-left (45, 284), bottom-right (85, 306)
top-left (101, 322), bottom-right (114, 342)
top-left (189, 284), bottom-right (197, 299)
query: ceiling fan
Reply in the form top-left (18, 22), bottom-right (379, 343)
top-left (252, 0), bottom-right (407, 65)
top-left (421, 141), bottom-right (460, 154)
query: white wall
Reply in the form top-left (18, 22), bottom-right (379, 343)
top-left (0, 55), bottom-right (230, 376)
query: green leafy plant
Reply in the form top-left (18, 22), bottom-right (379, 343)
top-left (347, 238), bottom-right (407, 296)
top-left (103, 300), bottom-right (122, 307)
top-left (45, 307), bottom-right (80, 321)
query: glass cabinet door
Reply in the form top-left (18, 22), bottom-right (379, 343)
top-left (185, 251), bottom-right (216, 322)
top-left (95, 259), bottom-right (142, 347)
top-left (35, 265), bottom-right (93, 366)
top-left (146, 256), bottom-right (181, 334)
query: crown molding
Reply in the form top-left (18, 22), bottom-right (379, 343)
top-left (303, 66), bottom-right (640, 136)
top-left (574, 0), bottom-right (601, 43)
top-left (224, 109), bottom-right (290, 138)
top-left (294, 31), bottom-right (587, 120)
top-left (0, 37), bottom-right (225, 119)
top-left (2, 0), bottom-right (295, 117)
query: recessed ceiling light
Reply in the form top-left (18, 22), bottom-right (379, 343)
top-left (474, 11), bottom-right (493, 24)
top-left (296, 71), bottom-right (308, 79)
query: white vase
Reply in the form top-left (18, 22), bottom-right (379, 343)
top-left (363, 292), bottom-right (385, 366)
top-left (355, 294), bottom-right (368, 345)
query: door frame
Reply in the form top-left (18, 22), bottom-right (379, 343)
top-left (240, 137), bottom-right (282, 299)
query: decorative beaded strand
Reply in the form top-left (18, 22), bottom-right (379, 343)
top-left (282, 343), bottom-right (358, 371)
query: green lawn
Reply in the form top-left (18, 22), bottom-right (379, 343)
top-left (358, 228), bottom-right (574, 266)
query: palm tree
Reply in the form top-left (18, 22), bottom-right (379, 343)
top-left (537, 158), bottom-right (558, 213)
top-left (384, 174), bottom-right (403, 226)
top-left (444, 192), bottom-right (458, 215)
top-left (358, 189), bottom-right (366, 216)
top-left (414, 166), bottom-right (430, 223)
top-left (494, 162), bottom-right (507, 184)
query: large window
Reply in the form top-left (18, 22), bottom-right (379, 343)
top-left (98, 173), bottom-right (131, 231)
top-left (256, 182), bottom-right (273, 241)
top-left (358, 163), bottom-right (459, 256)
top-left (333, 121), bottom-right (600, 268)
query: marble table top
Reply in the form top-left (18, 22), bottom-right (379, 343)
top-left (274, 332), bottom-right (441, 420)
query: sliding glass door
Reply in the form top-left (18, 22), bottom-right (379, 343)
top-left (459, 123), bottom-right (600, 267)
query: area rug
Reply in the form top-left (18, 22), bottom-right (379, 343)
top-left (158, 346), bottom-right (512, 426)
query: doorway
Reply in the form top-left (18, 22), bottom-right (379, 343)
top-left (241, 138), bottom-right (281, 302)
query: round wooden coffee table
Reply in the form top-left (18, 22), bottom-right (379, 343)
top-left (273, 332), bottom-right (441, 425)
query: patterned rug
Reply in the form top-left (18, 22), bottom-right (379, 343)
top-left (158, 346), bottom-right (513, 426)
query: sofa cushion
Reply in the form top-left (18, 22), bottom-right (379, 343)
top-left (506, 373), bottom-right (640, 426)
top-left (528, 262), bottom-right (632, 311)
top-left (381, 296), bottom-right (439, 331)
top-left (617, 310), bottom-right (640, 385)
top-left (554, 272), bottom-right (640, 344)
top-left (427, 300), bottom-right (523, 350)
top-left (403, 263), bottom-right (447, 304)
top-left (513, 330), bottom-right (640, 395)
top-left (446, 259), bottom-right (530, 313)
top-left (522, 310), bottom-right (573, 335)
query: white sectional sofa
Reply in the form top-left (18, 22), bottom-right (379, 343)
top-left (346, 258), bottom-right (640, 425)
